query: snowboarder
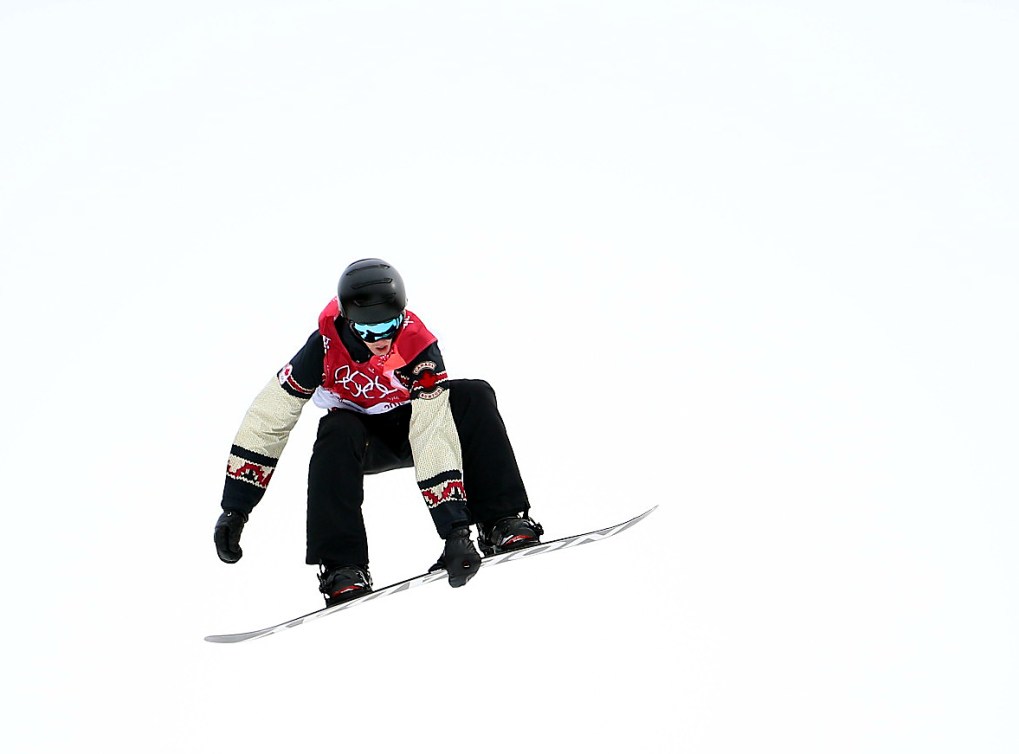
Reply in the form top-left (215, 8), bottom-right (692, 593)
top-left (214, 258), bottom-right (541, 605)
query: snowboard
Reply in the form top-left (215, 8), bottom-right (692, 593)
top-left (205, 506), bottom-right (656, 643)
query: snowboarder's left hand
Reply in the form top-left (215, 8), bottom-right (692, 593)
top-left (214, 510), bottom-right (248, 563)
top-left (429, 526), bottom-right (482, 587)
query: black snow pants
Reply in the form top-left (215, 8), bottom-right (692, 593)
top-left (306, 379), bottom-right (530, 567)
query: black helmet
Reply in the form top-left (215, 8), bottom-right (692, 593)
top-left (337, 258), bottom-right (406, 324)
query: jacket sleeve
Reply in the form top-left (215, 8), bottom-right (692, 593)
top-left (398, 342), bottom-right (471, 537)
top-left (221, 331), bottom-right (323, 514)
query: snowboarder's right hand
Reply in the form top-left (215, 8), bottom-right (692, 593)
top-left (429, 526), bottom-right (482, 588)
top-left (214, 510), bottom-right (248, 563)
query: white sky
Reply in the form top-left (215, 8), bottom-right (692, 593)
top-left (1, 1), bottom-right (1017, 752)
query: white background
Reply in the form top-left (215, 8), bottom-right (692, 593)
top-left (1, 1), bottom-right (1017, 752)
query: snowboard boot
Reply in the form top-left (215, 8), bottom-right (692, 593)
top-left (318, 564), bottom-right (372, 607)
top-left (477, 513), bottom-right (544, 557)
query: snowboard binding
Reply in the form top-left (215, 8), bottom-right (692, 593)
top-left (477, 514), bottom-right (544, 557)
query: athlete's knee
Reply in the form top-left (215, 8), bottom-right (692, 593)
top-left (448, 378), bottom-right (495, 401)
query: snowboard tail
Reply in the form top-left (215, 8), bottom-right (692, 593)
top-left (205, 506), bottom-right (656, 644)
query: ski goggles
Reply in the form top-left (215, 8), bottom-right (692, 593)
top-left (351, 314), bottom-right (404, 342)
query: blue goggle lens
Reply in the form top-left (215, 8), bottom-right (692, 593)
top-left (351, 314), bottom-right (403, 342)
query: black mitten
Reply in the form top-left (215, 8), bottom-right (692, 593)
top-left (214, 510), bottom-right (248, 563)
top-left (429, 526), bottom-right (482, 587)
